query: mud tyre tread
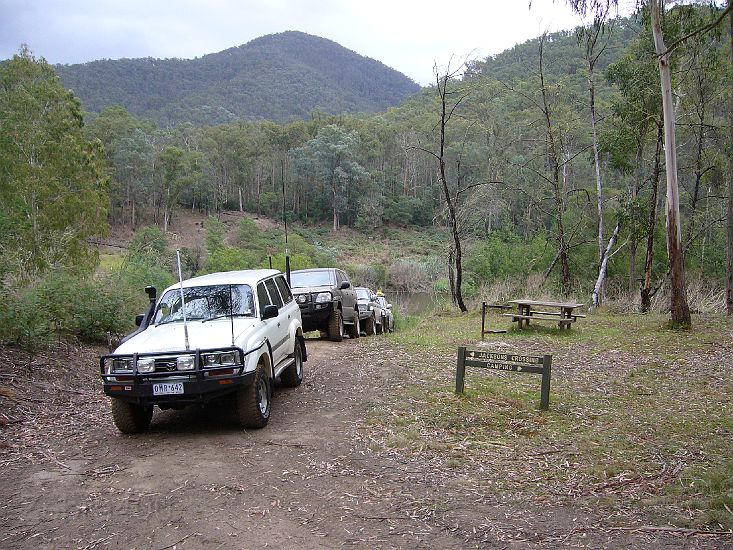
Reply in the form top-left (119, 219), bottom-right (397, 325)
top-left (347, 314), bottom-right (360, 339)
top-left (364, 314), bottom-right (376, 336)
top-left (111, 399), bottom-right (153, 434)
top-left (236, 363), bottom-right (271, 429)
top-left (327, 309), bottom-right (344, 342)
top-left (280, 339), bottom-right (304, 387)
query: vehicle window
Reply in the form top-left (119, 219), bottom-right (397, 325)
top-left (356, 288), bottom-right (370, 300)
top-left (257, 282), bottom-right (271, 314)
top-left (290, 270), bottom-right (333, 288)
top-left (264, 278), bottom-right (283, 308)
top-left (339, 270), bottom-right (350, 285)
top-left (275, 276), bottom-right (293, 303)
top-left (154, 284), bottom-right (254, 324)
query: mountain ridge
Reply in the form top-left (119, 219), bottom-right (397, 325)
top-left (56, 31), bottom-right (420, 125)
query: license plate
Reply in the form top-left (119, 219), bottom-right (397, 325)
top-left (153, 382), bottom-right (184, 396)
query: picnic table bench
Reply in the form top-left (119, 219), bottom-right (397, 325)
top-left (504, 299), bottom-right (585, 330)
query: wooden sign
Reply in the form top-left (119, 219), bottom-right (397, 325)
top-left (456, 347), bottom-right (552, 410)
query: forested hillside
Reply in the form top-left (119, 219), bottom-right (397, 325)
top-left (2, 5), bottom-right (732, 350)
top-left (55, 31), bottom-right (420, 125)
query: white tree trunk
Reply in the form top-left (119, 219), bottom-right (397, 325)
top-left (591, 223), bottom-right (620, 310)
top-left (650, 0), bottom-right (691, 325)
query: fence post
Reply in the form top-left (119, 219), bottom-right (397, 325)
top-left (481, 302), bottom-right (486, 340)
top-left (540, 354), bottom-right (552, 410)
top-left (456, 346), bottom-right (466, 394)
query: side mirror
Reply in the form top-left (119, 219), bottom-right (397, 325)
top-left (262, 304), bottom-right (279, 320)
top-left (340, 281), bottom-right (350, 290)
top-left (135, 313), bottom-right (145, 327)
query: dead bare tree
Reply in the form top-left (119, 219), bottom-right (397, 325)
top-left (579, 12), bottom-right (614, 307)
top-left (641, 123), bottom-right (664, 312)
top-left (538, 34), bottom-right (572, 294)
top-left (423, 61), bottom-right (471, 312)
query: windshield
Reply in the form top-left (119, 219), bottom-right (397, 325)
top-left (153, 284), bottom-right (255, 325)
top-left (290, 270), bottom-right (333, 288)
top-left (356, 288), bottom-right (371, 300)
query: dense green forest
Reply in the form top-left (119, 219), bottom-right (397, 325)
top-left (55, 31), bottom-right (421, 125)
top-left (1, 5), bottom-right (732, 348)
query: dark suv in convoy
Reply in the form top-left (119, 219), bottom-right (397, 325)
top-left (290, 268), bottom-right (359, 341)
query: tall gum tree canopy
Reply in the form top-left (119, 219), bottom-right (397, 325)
top-left (558, 0), bottom-right (733, 327)
top-left (0, 47), bottom-right (109, 279)
top-left (291, 124), bottom-right (369, 231)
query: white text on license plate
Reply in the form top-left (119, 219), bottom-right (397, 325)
top-left (153, 382), bottom-right (184, 396)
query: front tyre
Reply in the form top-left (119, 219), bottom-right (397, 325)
top-left (327, 309), bottom-right (344, 342)
top-left (236, 364), bottom-right (272, 429)
top-left (347, 314), bottom-right (360, 339)
top-left (111, 399), bottom-right (153, 434)
top-left (364, 314), bottom-right (376, 336)
top-left (281, 338), bottom-right (304, 387)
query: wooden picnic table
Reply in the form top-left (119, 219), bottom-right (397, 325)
top-left (504, 299), bottom-right (585, 330)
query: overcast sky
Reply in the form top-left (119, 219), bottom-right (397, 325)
top-left (0, 0), bottom-right (632, 85)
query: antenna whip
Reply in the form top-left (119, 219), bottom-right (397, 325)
top-left (176, 249), bottom-right (190, 351)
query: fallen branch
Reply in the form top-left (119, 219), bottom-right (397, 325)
top-left (607, 526), bottom-right (733, 536)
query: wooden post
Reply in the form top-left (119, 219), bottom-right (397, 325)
top-left (540, 354), bottom-right (552, 411)
top-left (455, 346), bottom-right (466, 394)
top-left (481, 302), bottom-right (486, 340)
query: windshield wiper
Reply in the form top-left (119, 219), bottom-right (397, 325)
top-left (156, 316), bottom-right (203, 326)
top-left (202, 313), bottom-right (252, 323)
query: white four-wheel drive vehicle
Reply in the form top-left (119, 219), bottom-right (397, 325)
top-left (100, 269), bottom-right (306, 433)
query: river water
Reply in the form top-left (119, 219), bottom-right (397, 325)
top-left (386, 291), bottom-right (451, 316)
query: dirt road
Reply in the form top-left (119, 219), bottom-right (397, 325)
top-left (0, 337), bottom-right (727, 549)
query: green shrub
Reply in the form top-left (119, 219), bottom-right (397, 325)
top-left (128, 226), bottom-right (169, 264)
top-left (0, 286), bottom-right (53, 355)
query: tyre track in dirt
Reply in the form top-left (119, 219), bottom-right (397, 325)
top-left (1, 336), bottom-right (727, 549)
top-left (0, 337), bottom-right (465, 549)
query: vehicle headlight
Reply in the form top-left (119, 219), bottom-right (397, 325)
top-left (314, 292), bottom-right (332, 303)
top-left (137, 358), bottom-right (155, 373)
top-left (219, 352), bottom-right (237, 365)
top-left (108, 358), bottom-right (133, 374)
top-left (296, 294), bottom-right (308, 304)
top-left (177, 356), bottom-right (195, 371)
top-left (202, 353), bottom-right (219, 367)
top-left (202, 352), bottom-right (239, 367)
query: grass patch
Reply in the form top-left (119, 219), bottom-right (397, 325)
top-left (366, 309), bottom-right (733, 528)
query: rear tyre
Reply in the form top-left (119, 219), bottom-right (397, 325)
top-left (111, 399), bottom-right (153, 434)
top-left (236, 363), bottom-right (271, 429)
top-left (280, 338), bottom-right (304, 387)
top-left (376, 316), bottom-right (384, 335)
top-left (347, 314), bottom-right (360, 339)
top-left (327, 309), bottom-right (344, 342)
top-left (364, 314), bottom-right (376, 336)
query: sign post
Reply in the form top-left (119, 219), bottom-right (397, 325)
top-left (456, 347), bottom-right (552, 410)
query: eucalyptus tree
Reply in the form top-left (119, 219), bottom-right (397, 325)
top-left (291, 124), bottom-right (369, 231)
top-left (0, 46), bottom-right (109, 278)
top-left (558, 0), bottom-right (732, 325)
